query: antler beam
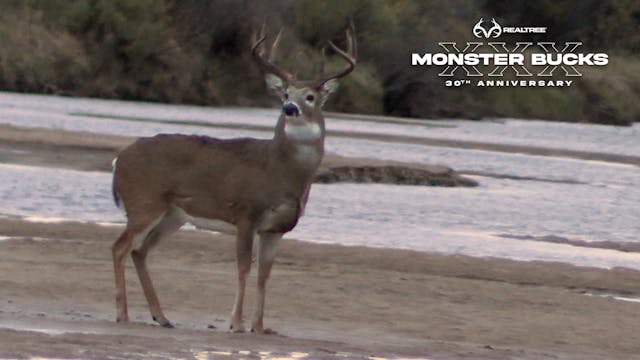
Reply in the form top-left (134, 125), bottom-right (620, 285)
top-left (251, 25), bottom-right (292, 82)
top-left (317, 21), bottom-right (357, 87)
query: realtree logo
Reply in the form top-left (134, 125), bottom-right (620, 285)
top-left (412, 19), bottom-right (608, 87)
top-left (472, 18), bottom-right (547, 39)
top-left (473, 18), bottom-right (502, 38)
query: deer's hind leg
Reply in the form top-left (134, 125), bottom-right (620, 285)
top-left (131, 208), bottom-right (185, 328)
top-left (112, 228), bottom-right (134, 323)
top-left (112, 209), bottom-right (165, 324)
top-left (112, 201), bottom-right (176, 324)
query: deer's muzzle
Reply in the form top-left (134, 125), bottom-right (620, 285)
top-left (283, 102), bottom-right (300, 117)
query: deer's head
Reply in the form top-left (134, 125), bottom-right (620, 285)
top-left (252, 23), bottom-right (357, 125)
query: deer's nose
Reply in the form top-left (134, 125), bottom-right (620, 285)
top-left (283, 103), bottom-right (300, 117)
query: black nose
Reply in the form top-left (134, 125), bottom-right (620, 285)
top-left (283, 103), bottom-right (299, 117)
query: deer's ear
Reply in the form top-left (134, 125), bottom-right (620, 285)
top-left (318, 79), bottom-right (339, 106)
top-left (265, 73), bottom-right (286, 97)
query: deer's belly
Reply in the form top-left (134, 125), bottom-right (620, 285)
top-left (171, 198), bottom-right (300, 235)
top-left (190, 217), bottom-right (237, 235)
top-left (174, 207), bottom-right (237, 235)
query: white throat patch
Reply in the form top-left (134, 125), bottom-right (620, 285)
top-left (284, 122), bottom-right (322, 141)
top-left (295, 144), bottom-right (320, 164)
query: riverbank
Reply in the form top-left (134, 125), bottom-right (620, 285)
top-left (1, 119), bottom-right (640, 359)
top-left (1, 218), bottom-right (640, 359)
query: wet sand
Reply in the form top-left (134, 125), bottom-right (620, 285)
top-left (2, 218), bottom-right (640, 359)
top-left (1, 124), bottom-right (640, 359)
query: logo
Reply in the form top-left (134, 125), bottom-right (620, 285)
top-left (473, 18), bottom-right (548, 39)
top-left (410, 19), bottom-right (608, 88)
top-left (473, 18), bottom-right (501, 39)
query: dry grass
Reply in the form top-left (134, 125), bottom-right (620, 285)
top-left (0, 7), bottom-right (89, 94)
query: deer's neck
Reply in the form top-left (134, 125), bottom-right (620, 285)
top-left (271, 114), bottom-right (325, 172)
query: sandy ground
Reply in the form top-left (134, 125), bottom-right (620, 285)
top-left (1, 124), bottom-right (640, 359)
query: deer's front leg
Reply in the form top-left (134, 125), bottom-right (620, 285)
top-left (230, 223), bottom-right (254, 332)
top-left (251, 232), bottom-right (282, 334)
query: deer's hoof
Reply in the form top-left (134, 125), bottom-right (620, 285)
top-left (153, 316), bottom-right (174, 329)
top-left (251, 327), bottom-right (278, 335)
top-left (229, 324), bottom-right (246, 333)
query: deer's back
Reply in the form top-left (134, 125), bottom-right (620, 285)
top-left (113, 134), bottom-right (302, 227)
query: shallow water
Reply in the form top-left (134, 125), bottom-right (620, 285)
top-left (1, 91), bottom-right (638, 156)
top-left (0, 92), bottom-right (638, 270)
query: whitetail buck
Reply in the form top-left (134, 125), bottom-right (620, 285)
top-left (111, 23), bottom-right (356, 333)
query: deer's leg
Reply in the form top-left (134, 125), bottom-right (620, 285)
top-left (230, 222), bottom-right (255, 333)
top-left (251, 232), bottom-right (282, 334)
top-left (112, 228), bottom-right (134, 323)
top-left (112, 208), bottom-right (166, 324)
top-left (131, 210), bottom-right (184, 328)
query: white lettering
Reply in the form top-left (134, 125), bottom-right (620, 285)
top-left (412, 51), bottom-right (609, 67)
top-left (412, 53), bottom-right (430, 66)
top-left (510, 53), bottom-right (525, 65)
top-left (432, 53), bottom-right (449, 65)
top-left (494, 53), bottom-right (508, 65)
top-left (593, 53), bottom-right (608, 65)
top-left (464, 53), bottom-right (480, 66)
top-left (476, 80), bottom-right (573, 87)
top-left (531, 53), bottom-right (546, 65)
top-left (502, 27), bottom-right (547, 34)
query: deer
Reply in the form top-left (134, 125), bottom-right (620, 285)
top-left (110, 23), bottom-right (356, 334)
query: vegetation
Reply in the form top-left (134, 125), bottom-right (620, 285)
top-left (0, 0), bottom-right (638, 125)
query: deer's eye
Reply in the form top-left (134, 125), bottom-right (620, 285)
top-left (306, 94), bottom-right (315, 102)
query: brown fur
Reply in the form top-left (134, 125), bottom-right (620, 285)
top-left (110, 25), bottom-right (355, 333)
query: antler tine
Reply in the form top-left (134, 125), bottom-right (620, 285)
top-left (346, 19), bottom-right (357, 60)
top-left (251, 25), bottom-right (292, 81)
top-left (251, 21), bottom-right (266, 58)
top-left (319, 46), bottom-right (327, 79)
top-left (269, 28), bottom-right (283, 62)
top-left (318, 22), bottom-right (357, 86)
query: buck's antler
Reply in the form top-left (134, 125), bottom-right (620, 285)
top-left (252, 23), bottom-right (293, 82)
top-left (317, 20), bottom-right (357, 87)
